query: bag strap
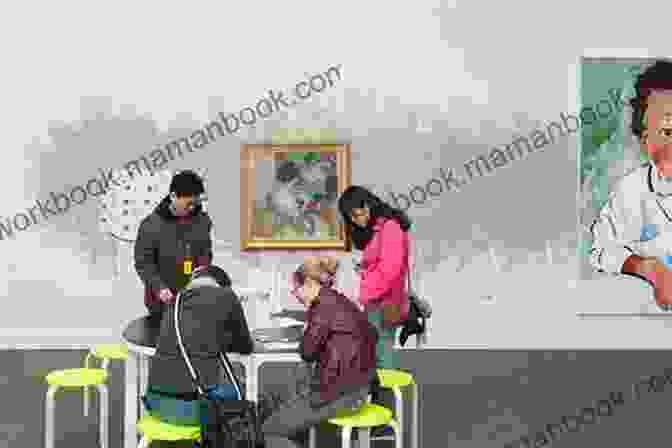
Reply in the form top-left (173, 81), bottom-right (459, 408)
top-left (407, 267), bottom-right (412, 294)
top-left (407, 239), bottom-right (413, 294)
top-left (174, 288), bottom-right (244, 400)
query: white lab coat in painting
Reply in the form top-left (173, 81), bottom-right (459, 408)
top-left (591, 160), bottom-right (672, 274)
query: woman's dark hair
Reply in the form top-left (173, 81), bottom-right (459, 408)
top-left (630, 60), bottom-right (672, 139)
top-left (337, 185), bottom-right (412, 250)
top-left (191, 265), bottom-right (232, 288)
top-left (169, 170), bottom-right (205, 197)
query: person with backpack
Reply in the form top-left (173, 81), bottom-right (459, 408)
top-left (143, 264), bottom-right (256, 427)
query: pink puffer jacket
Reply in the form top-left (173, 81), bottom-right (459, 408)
top-left (358, 217), bottom-right (410, 323)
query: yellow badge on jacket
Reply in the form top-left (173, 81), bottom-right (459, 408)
top-left (184, 242), bottom-right (193, 274)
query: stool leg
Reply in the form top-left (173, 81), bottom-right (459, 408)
top-left (247, 358), bottom-right (259, 402)
top-left (411, 382), bottom-right (418, 448)
top-left (393, 388), bottom-right (404, 445)
top-left (125, 351), bottom-right (140, 448)
top-left (97, 384), bottom-right (109, 448)
top-left (309, 426), bottom-right (317, 448)
top-left (139, 356), bottom-right (149, 417)
top-left (390, 420), bottom-right (402, 448)
top-left (357, 428), bottom-right (370, 448)
top-left (45, 385), bottom-right (59, 448)
top-left (342, 427), bottom-right (352, 448)
top-left (84, 351), bottom-right (93, 417)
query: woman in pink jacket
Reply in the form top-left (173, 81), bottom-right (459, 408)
top-left (338, 185), bottom-right (412, 370)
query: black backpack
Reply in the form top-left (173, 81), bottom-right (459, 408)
top-left (174, 289), bottom-right (262, 447)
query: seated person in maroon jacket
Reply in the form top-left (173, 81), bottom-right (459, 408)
top-left (261, 255), bottom-right (379, 448)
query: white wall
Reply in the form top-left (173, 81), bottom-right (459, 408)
top-left (2, 0), bottom-right (672, 348)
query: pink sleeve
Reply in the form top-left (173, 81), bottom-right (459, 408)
top-left (359, 220), bottom-right (406, 304)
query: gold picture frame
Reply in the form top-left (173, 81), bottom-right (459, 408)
top-left (240, 143), bottom-right (352, 250)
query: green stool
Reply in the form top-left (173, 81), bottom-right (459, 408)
top-left (136, 414), bottom-right (201, 447)
top-left (377, 369), bottom-right (418, 448)
top-left (83, 344), bottom-right (128, 417)
top-left (44, 368), bottom-right (109, 448)
top-left (309, 402), bottom-right (402, 448)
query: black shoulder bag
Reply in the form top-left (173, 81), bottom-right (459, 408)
top-left (399, 265), bottom-right (432, 347)
top-left (174, 289), bottom-right (262, 448)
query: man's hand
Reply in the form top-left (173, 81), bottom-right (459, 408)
top-left (158, 288), bottom-right (175, 304)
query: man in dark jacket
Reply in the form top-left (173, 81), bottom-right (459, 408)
top-left (262, 256), bottom-right (379, 448)
top-left (134, 170), bottom-right (213, 321)
top-left (144, 264), bottom-right (255, 426)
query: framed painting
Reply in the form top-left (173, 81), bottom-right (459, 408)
top-left (575, 50), bottom-right (672, 315)
top-left (240, 143), bottom-right (352, 250)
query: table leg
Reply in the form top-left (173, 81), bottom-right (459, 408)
top-left (247, 357), bottom-right (259, 402)
top-left (412, 382), bottom-right (419, 448)
top-left (124, 350), bottom-right (139, 448)
top-left (358, 428), bottom-right (371, 448)
top-left (139, 355), bottom-right (149, 417)
top-left (416, 331), bottom-right (427, 349)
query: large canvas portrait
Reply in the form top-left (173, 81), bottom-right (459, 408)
top-left (240, 143), bottom-right (352, 250)
top-left (578, 54), bottom-right (672, 314)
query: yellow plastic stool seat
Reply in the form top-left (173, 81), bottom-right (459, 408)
top-left (377, 368), bottom-right (414, 389)
top-left (46, 368), bottom-right (108, 387)
top-left (137, 415), bottom-right (201, 442)
top-left (92, 344), bottom-right (128, 360)
top-left (328, 403), bottom-right (393, 428)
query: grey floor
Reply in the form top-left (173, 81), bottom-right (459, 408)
top-left (5, 349), bottom-right (672, 448)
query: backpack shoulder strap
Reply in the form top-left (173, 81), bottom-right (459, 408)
top-left (174, 286), bottom-right (244, 400)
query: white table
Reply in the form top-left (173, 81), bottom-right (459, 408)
top-left (123, 339), bottom-right (302, 448)
top-left (123, 317), bottom-right (424, 448)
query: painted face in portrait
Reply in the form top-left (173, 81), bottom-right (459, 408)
top-left (643, 90), bottom-right (672, 165)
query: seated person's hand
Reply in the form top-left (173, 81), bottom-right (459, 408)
top-left (297, 284), bottom-right (321, 308)
top-left (158, 288), bottom-right (175, 304)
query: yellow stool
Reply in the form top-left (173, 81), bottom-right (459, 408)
top-left (83, 344), bottom-right (129, 417)
top-left (309, 403), bottom-right (402, 448)
top-left (136, 414), bottom-right (201, 447)
top-left (377, 369), bottom-right (419, 448)
top-left (44, 368), bottom-right (109, 448)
